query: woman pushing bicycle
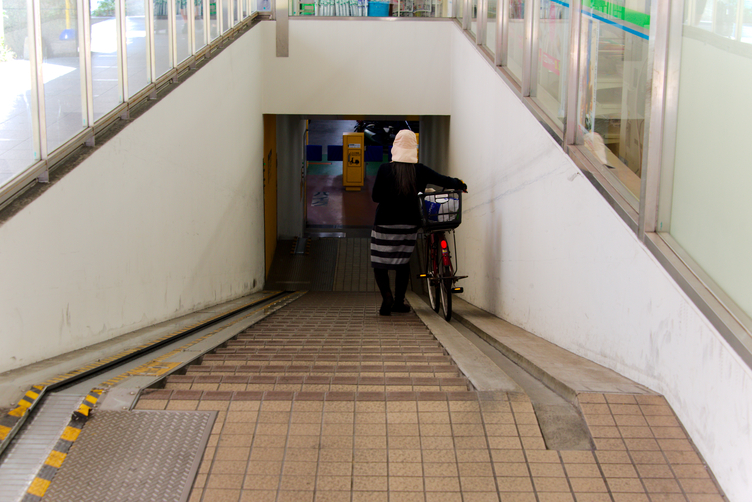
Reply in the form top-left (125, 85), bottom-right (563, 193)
top-left (370, 130), bottom-right (467, 316)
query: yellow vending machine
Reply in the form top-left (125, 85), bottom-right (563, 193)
top-left (343, 132), bottom-right (365, 191)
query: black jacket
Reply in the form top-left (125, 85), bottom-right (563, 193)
top-left (372, 163), bottom-right (464, 226)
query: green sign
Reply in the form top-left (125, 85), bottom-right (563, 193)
top-left (582, 0), bottom-right (651, 28)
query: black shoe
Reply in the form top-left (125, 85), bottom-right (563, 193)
top-left (391, 301), bottom-right (410, 313)
top-left (379, 300), bottom-right (393, 316)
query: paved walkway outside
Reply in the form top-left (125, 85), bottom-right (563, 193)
top-left (135, 292), bottom-right (725, 502)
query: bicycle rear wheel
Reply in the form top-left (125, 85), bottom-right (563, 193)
top-left (427, 277), bottom-right (440, 312)
top-left (425, 238), bottom-right (441, 313)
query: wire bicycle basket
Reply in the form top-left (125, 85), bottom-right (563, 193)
top-left (418, 189), bottom-right (462, 231)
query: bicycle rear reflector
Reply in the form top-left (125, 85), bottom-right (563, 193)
top-left (440, 240), bottom-right (448, 249)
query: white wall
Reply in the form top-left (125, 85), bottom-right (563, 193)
top-left (276, 115), bottom-right (306, 239)
top-left (445, 27), bottom-right (752, 502)
top-left (0, 28), bottom-right (267, 372)
top-left (260, 20), bottom-right (452, 115)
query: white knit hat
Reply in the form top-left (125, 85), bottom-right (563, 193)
top-left (391, 130), bottom-right (418, 164)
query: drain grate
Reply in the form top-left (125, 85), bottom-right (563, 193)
top-left (44, 410), bottom-right (215, 502)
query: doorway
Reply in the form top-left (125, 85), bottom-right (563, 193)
top-left (265, 115), bottom-right (446, 291)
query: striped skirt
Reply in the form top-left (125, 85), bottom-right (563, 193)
top-left (370, 224), bottom-right (418, 269)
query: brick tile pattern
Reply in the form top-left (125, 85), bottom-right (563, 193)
top-left (578, 393), bottom-right (725, 502)
top-left (135, 293), bottom-right (726, 502)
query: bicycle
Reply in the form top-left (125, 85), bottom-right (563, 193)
top-left (417, 188), bottom-right (466, 321)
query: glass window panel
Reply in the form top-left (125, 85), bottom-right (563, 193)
top-left (531, 0), bottom-right (569, 130)
top-left (577, 4), bottom-right (650, 202)
top-left (684, 0), bottom-right (752, 42)
top-left (194, 0), bottom-right (207, 51)
top-left (0, 0), bottom-right (35, 187)
top-left (222, 0), bottom-right (231, 31)
top-left (210, 0), bottom-right (219, 41)
top-left (414, 0), bottom-right (439, 17)
top-left (485, 0), bottom-right (497, 55)
top-left (154, 0), bottom-right (170, 77)
top-left (507, 0), bottom-right (525, 81)
top-left (233, 0), bottom-right (239, 25)
top-left (695, 0), bottom-right (713, 28)
top-left (42, 0), bottom-right (85, 152)
top-left (714, 0), bottom-right (739, 37)
top-left (666, 0), bottom-right (752, 322)
top-left (457, 0), bottom-right (464, 21)
top-left (176, 0), bottom-right (191, 63)
top-left (91, 0), bottom-right (121, 120)
top-left (469, 0), bottom-right (478, 35)
top-left (126, 0), bottom-right (148, 98)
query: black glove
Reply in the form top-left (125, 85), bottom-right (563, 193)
top-left (458, 179), bottom-right (468, 192)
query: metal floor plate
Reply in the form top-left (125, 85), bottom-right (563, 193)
top-left (0, 395), bottom-right (81, 502)
top-left (44, 410), bottom-right (216, 502)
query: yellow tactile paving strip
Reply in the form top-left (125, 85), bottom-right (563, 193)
top-left (133, 293), bottom-right (726, 502)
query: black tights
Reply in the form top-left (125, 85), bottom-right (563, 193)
top-left (374, 264), bottom-right (410, 305)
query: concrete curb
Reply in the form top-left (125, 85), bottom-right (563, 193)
top-left (406, 291), bottom-right (522, 393)
top-left (450, 297), bottom-right (653, 402)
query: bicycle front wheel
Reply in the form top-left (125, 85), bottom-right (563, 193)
top-left (440, 278), bottom-right (452, 322)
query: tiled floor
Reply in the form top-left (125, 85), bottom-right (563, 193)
top-left (134, 293), bottom-right (726, 502)
top-left (306, 175), bottom-right (379, 228)
top-left (333, 239), bottom-right (378, 292)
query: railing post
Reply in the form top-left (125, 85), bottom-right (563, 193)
top-left (168, 0), bottom-right (177, 72)
top-left (80, 0), bottom-right (95, 138)
top-left (520, 0), bottom-right (533, 96)
top-left (188, 0), bottom-right (196, 56)
top-left (563, 0), bottom-right (581, 146)
top-left (116, 0), bottom-right (129, 106)
top-left (638, 0), bottom-right (671, 239)
top-left (480, 0), bottom-right (489, 45)
top-left (529, 0), bottom-right (540, 97)
top-left (498, 0), bottom-right (508, 66)
top-left (27, 0), bottom-right (47, 167)
top-left (203, 0), bottom-right (209, 47)
top-left (146, 0), bottom-right (156, 85)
